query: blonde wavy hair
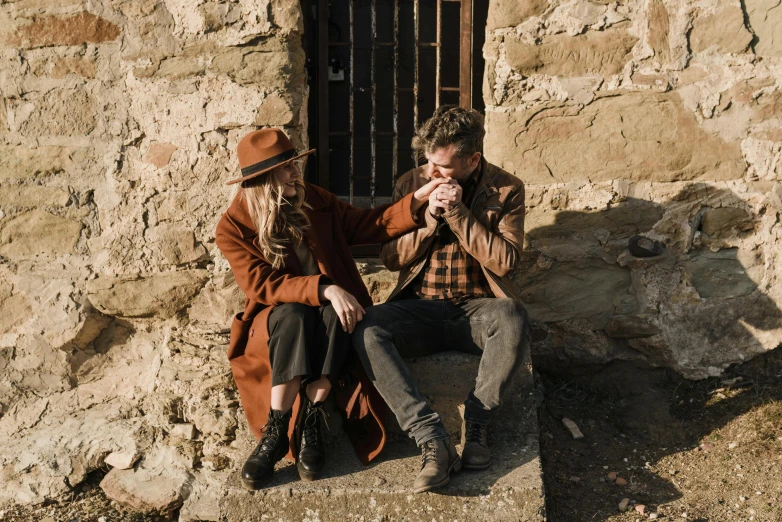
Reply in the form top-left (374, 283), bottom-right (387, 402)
top-left (241, 164), bottom-right (310, 270)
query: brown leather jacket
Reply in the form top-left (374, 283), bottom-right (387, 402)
top-left (381, 158), bottom-right (525, 301)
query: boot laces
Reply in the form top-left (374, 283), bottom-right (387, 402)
top-left (254, 415), bottom-right (285, 455)
top-left (420, 439), bottom-right (439, 468)
top-left (302, 403), bottom-right (329, 446)
top-left (466, 423), bottom-right (487, 445)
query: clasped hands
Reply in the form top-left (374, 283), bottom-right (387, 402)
top-left (321, 177), bottom-right (461, 333)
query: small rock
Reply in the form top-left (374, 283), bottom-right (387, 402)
top-left (740, 495), bottom-right (748, 501)
top-left (561, 417), bottom-right (585, 440)
top-left (607, 471), bottom-right (618, 480)
top-left (728, 442), bottom-right (737, 449)
top-left (569, 475), bottom-right (580, 482)
top-left (99, 518), bottom-right (107, 522)
top-left (105, 451), bottom-right (140, 470)
top-left (700, 443), bottom-right (715, 451)
top-left (170, 423), bottom-right (196, 440)
top-left (635, 504), bottom-right (646, 515)
top-left (40, 518), bottom-right (55, 522)
top-left (618, 498), bottom-right (630, 512)
top-left (629, 235), bottom-right (666, 257)
top-left (616, 477), bottom-right (628, 486)
top-left (373, 477), bottom-right (387, 486)
top-left (649, 514), bottom-right (659, 520)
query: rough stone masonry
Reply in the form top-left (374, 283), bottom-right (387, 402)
top-left (0, 0), bottom-right (780, 517)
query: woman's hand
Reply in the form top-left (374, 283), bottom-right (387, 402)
top-left (319, 285), bottom-right (366, 333)
top-left (411, 177), bottom-right (451, 213)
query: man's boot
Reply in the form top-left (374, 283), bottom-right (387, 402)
top-left (461, 421), bottom-right (492, 470)
top-left (241, 408), bottom-right (291, 490)
top-left (413, 436), bottom-right (462, 493)
top-left (297, 398), bottom-right (328, 481)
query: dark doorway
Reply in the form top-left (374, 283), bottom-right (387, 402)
top-left (303, 0), bottom-right (489, 208)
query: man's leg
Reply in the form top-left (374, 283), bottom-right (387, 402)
top-left (353, 299), bottom-right (449, 445)
top-left (353, 299), bottom-right (462, 493)
top-left (446, 298), bottom-right (532, 469)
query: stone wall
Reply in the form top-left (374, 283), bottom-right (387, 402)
top-left (0, 0), bottom-right (306, 511)
top-left (0, 0), bottom-right (780, 515)
top-left (483, 0), bottom-right (782, 379)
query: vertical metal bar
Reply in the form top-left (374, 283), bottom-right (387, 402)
top-left (317, 0), bottom-right (329, 189)
top-left (435, 0), bottom-right (442, 108)
top-left (459, 0), bottom-right (473, 108)
top-left (413, 0), bottom-right (419, 167)
top-left (349, 0), bottom-right (355, 205)
top-left (371, 0), bottom-right (377, 208)
top-left (392, 0), bottom-right (399, 186)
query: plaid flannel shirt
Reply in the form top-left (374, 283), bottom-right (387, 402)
top-left (411, 167), bottom-right (493, 301)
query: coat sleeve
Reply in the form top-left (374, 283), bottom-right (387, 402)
top-left (215, 217), bottom-right (325, 307)
top-left (379, 177), bottom-right (439, 272)
top-left (442, 185), bottom-right (525, 277)
top-left (332, 190), bottom-right (423, 247)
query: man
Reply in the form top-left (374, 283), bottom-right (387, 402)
top-left (353, 105), bottom-right (531, 493)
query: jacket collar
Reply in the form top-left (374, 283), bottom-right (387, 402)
top-left (475, 156), bottom-right (499, 198)
top-left (226, 182), bottom-right (328, 240)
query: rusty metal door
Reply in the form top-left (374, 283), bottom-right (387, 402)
top-left (304, 0), bottom-right (487, 208)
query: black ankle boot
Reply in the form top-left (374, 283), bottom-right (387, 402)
top-left (242, 408), bottom-right (291, 490)
top-left (297, 399), bottom-right (328, 481)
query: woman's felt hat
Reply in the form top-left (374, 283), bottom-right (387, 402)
top-left (228, 128), bottom-right (315, 185)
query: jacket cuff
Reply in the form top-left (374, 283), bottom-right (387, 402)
top-left (307, 274), bottom-right (326, 306)
top-left (443, 201), bottom-right (470, 224)
top-left (398, 192), bottom-right (421, 231)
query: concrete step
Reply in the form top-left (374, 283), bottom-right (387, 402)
top-left (193, 351), bottom-right (544, 522)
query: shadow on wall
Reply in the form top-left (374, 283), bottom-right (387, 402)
top-left (515, 184), bottom-right (782, 378)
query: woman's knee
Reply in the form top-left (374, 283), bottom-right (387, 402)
top-left (271, 302), bottom-right (318, 329)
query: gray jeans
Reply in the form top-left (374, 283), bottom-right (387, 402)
top-left (353, 297), bottom-right (531, 446)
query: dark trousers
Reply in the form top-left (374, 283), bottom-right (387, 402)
top-left (353, 297), bottom-right (531, 446)
top-left (267, 303), bottom-right (350, 387)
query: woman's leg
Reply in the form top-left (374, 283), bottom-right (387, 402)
top-left (305, 375), bottom-right (331, 403)
top-left (271, 376), bottom-right (303, 412)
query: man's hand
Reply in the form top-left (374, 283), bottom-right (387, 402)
top-left (411, 177), bottom-right (451, 213)
top-left (319, 285), bottom-right (365, 333)
top-left (428, 179), bottom-right (463, 217)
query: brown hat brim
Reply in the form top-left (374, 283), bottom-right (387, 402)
top-left (226, 148), bottom-right (316, 185)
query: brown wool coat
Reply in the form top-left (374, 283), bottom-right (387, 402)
top-left (215, 182), bottom-right (422, 464)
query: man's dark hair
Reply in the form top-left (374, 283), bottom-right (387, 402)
top-left (411, 105), bottom-right (485, 162)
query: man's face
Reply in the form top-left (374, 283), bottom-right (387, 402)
top-left (424, 144), bottom-right (481, 182)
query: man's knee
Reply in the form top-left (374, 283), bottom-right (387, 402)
top-left (353, 307), bottom-right (387, 352)
top-left (492, 298), bottom-right (531, 345)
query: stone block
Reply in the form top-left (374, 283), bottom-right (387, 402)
top-left (3, 12), bottom-right (120, 49)
top-left (0, 185), bottom-right (70, 207)
top-left (104, 451), bottom-right (140, 470)
top-left (487, 0), bottom-right (548, 30)
top-left (746, 0), bottom-right (782, 57)
top-left (700, 207), bottom-right (753, 239)
top-left (145, 226), bottom-right (208, 266)
top-left (646, 0), bottom-right (671, 64)
top-left (0, 146), bottom-right (90, 180)
top-left (517, 259), bottom-right (635, 322)
top-left (19, 90), bottom-right (97, 137)
top-left (255, 92), bottom-right (297, 126)
top-left (100, 467), bottom-right (188, 517)
top-left (690, 3), bottom-right (753, 54)
top-left (220, 353), bottom-right (543, 521)
top-left (682, 248), bottom-right (764, 299)
top-left (188, 273), bottom-right (245, 330)
top-left (505, 26), bottom-right (638, 78)
top-left (485, 92), bottom-right (745, 184)
top-left (0, 283), bottom-right (31, 335)
top-left (142, 142), bottom-right (178, 168)
top-left (86, 270), bottom-right (209, 318)
top-left (0, 210), bottom-right (82, 260)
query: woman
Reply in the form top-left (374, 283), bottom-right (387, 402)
top-left (215, 128), bottom-right (446, 490)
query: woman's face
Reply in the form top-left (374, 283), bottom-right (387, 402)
top-left (273, 161), bottom-right (302, 197)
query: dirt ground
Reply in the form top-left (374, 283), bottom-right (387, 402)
top-left (538, 347), bottom-right (782, 522)
top-left (3, 348), bottom-right (781, 522)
